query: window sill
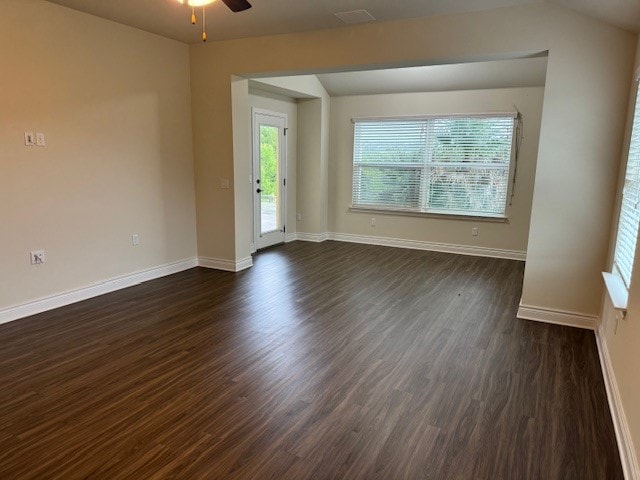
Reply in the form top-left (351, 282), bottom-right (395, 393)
top-left (348, 206), bottom-right (509, 223)
top-left (602, 272), bottom-right (628, 312)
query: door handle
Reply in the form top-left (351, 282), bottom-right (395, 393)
top-left (256, 188), bottom-right (262, 193)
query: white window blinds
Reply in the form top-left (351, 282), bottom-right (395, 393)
top-left (613, 85), bottom-right (640, 288)
top-left (352, 115), bottom-right (516, 217)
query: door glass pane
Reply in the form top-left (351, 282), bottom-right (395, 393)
top-left (260, 125), bottom-right (280, 234)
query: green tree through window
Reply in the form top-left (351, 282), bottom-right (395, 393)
top-left (260, 125), bottom-right (279, 197)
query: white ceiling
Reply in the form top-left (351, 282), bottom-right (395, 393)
top-left (315, 57), bottom-right (548, 96)
top-left (44, 0), bottom-right (542, 44)
top-left (552, 0), bottom-right (640, 33)
top-left (44, 0), bottom-right (640, 44)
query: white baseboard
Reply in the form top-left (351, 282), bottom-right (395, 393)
top-left (516, 303), bottom-right (597, 330)
top-left (0, 258), bottom-right (198, 326)
top-left (324, 232), bottom-right (526, 261)
top-left (290, 231), bottom-right (526, 261)
top-left (296, 232), bottom-right (328, 243)
top-left (236, 257), bottom-right (253, 271)
top-left (0, 254), bottom-right (256, 326)
top-left (198, 256), bottom-right (253, 272)
top-left (596, 326), bottom-right (640, 480)
top-left (285, 233), bottom-right (297, 243)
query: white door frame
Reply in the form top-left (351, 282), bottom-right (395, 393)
top-left (252, 107), bottom-right (287, 251)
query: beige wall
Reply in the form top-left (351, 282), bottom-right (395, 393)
top-left (231, 78), bottom-right (253, 263)
top-left (328, 87), bottom-right (544, 253)
top-left (601, 34), bottom-right (640, 473)
top-left (252, 76), bottom-right (328, 99)
top-left (297, 96), bottom-right (331, 237)
top-left (190, 3), bottom-right (636, 319)
top-left (0, 0), bottom-right (197, 310)
top-left (248, 89), bottom-right (298, 240)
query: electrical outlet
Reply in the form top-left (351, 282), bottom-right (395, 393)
top-left (36, 132), bottom-right (46, 147)
top-left (296, 213), bottom-right (302, 221)
top-left (24, 132), bottom-right (35, 146)
top-left (371, 218), bottom-right (376, 227)
top-left (30, 250), bottom-right (45, 265)
top-left (220, 178), bottom-right (230, 189)
top-left (132, 234), bottom-right (140, 246)
top-left (471, 227), bottom-right (479, 237)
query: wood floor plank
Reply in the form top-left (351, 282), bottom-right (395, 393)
top-left (0, 241), bottom-right (623, 479)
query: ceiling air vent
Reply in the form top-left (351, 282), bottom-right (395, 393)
top-left (334, 9), bottom-right (376, 25)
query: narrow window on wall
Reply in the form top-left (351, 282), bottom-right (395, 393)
top-left (613, 84), bottom-right (640, 288)
top-left (351, 113), bottom-right (519, 219)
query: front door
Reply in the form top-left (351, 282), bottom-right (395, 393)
top-left (253, 109), bottom-right (286, 250)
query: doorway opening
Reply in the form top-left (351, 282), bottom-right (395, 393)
top-left (252, 108), bottom-right (287, 250)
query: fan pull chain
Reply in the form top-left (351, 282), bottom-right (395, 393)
top-left (191, 6), bottom-right (196, 25)
top-left (202, 6), bottom-right (207, 42)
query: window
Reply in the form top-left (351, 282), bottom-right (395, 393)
top-left (351, 114), bottom-right (519, 218)
top-left (613, 85), bottom-right (640, 288)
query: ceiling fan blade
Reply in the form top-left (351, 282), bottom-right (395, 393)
top-left (220, 0), bottom-right (252, 12)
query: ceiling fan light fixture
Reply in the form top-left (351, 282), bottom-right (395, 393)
top-left (176, 0), bottom-right (216, 5)
top-left (187, 0), bottom-right (216, 6)
top-left (176, 0), bottom-right (252, 42)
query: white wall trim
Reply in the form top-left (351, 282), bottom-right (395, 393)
top-left (296, 232), bottom-right (328, 243)
top-left (285, 233), bottom-right (297, 243)
top-left (198, 256), bottom-right (253, 272)
top-left (236, 256), bottom-right (254, 271)
top-left (596, 325), bottom-right (640, 480)
top-left (0, 258), bottom-right (198, 326)
top-left (292, 231), bottom-right (526, 259)
top-left (516, 302), bottom-right (597, 330)
top-left (326, 232), bottom-right (526, 260)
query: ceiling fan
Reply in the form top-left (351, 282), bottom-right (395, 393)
top-left (177, 0), bottom-right (252, 42)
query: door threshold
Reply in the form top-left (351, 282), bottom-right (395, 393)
top-left (255, 242), bottom-right (285, 253)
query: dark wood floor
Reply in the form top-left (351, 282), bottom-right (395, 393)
top-left (0, 241), bottom-right (621, 479)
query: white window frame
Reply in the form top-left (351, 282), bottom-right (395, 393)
top-left (607, 77), bottom-right (640, 311)
top-left (350, 113), bottom-right (520, 220)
